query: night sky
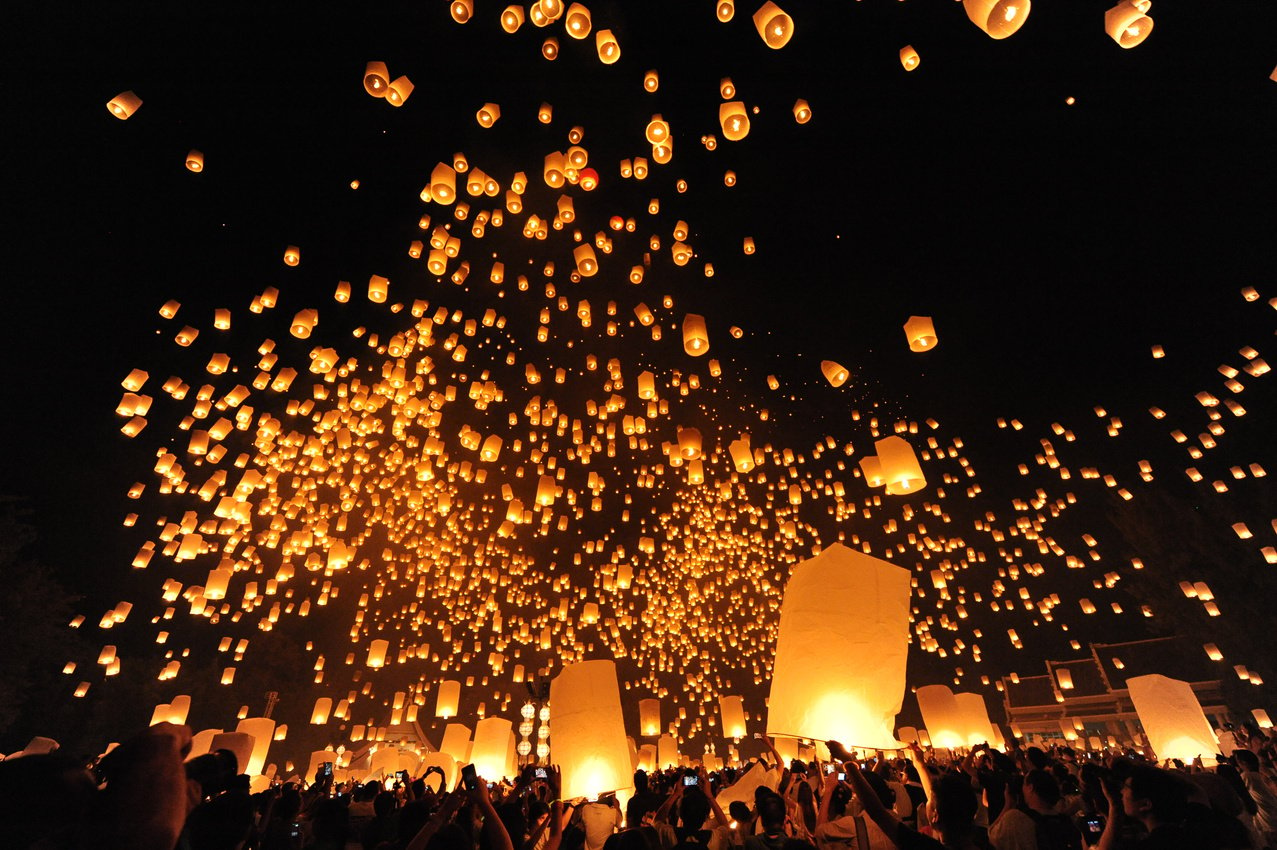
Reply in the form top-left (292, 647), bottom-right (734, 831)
top-left (3, 1), bottom-right (1276, 760)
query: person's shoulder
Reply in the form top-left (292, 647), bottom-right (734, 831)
top-left (892, 822), bottom-right (943, 850)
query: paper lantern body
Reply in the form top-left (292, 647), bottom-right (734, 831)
top-left (419, 751), bottom-right (459, 790)
top-left (437, 680), bottom-right (461, 717)
top-left (682, 314), bottom-right (709, 356)
top-left (1126, 674), bottom-right (1219, 764)
top-left (235, 717), bottom-right (275, 775)
top-left (963, 0), bottom-right (1030, 39)
top-left (752, 2), bottom-right (794, 48)
top-left (440, 722), bottom-right (472, 764)
top-left (719, 696), bottom-right (747, 739)
top-left (820, 360), bottom-right (849, 387)
top-left (903, 315), bottom-right (937, 351)
top-left (719, 102), bottom-right (751, 141)
top-left (367, 639), bottom-right (389, 667)
top-left (209, 731), bottom-right (254, 775)
top-left (471, 717), bottom-right (513, 780)
top-left (363, 61), bottom-right (389, 96)
top-left (657, 733), bottom-right (679, 768)
top-left (875, 436), bottom-right (926, 494)
top-left (1105, 0), bottom-right (1153, 48)
top-left (916, 685), bottom-right (966, 749)
top-left (107, 91), bottom-right (142, 119)
top-left (767, 543), bottom-right (910, 748)
top-left (552, 660), bottom-right (634, 799)
top-left (953, 693), bottom-right (999, 748)
top-left (639, 698), bottom-right (661, 736)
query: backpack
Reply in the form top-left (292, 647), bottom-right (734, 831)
top-left (1023, 809), bottom-right (1083, 850)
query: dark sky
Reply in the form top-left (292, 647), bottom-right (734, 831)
top-left (3, 1), bottom-right (1276, 757)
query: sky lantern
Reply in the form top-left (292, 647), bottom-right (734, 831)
top-left (719, 695), bottom-right (747, 739)
top-left (471, 717), bottom-right (514, 780)
top-left (565, 3), bottom-right (592, 38)
top-left (719, 102), bottom-right (751, 141)
top-left (859, 455), bottom-right (885, 488)
top-left (106, 91), bottom-right (142, 119)
top-left (476, 102), bottom-right (502, 127)
top-left (677, 427), bottom-right (703, 459)
top-left (903, 315), bottom-right (937, 351)
top-left (552, 660), bottom-right (634, 799)
top-left (639, 698), bottom-right (661, 736)
top-left (543, 37), bottom-right (560, 60)
top-left (916, 685), bottom-right (965, 749)
top-left (501, 5), bottom-right (525, 32)
top-left (682, 313), bottom-right (709, 355)
top-left (720, 77), bottom-right (736, 99)
top-left (290, 309), bottom-right (318, 338)
top-left (386, 76), bottom-right (413, 106)
top-left (185, 150), bottom-right (204, 172)
top-left (1105, 0), bottom-right (1153, 48)
top-left (437, 680), bottom-right (461, 718)
top-left (367, 639), bottom-right (390, 667)
top-left (283, 246), bottom-right (300, 266)
top-left (752, 2), bottom-right (794, 49)
top-left (595, 29), bottom-right (620, 63)
top-left (311, 697), bottom-right (332, 724)
top-left (953, 693), bottom-right (1000, 747)
top-left (729, 436), bottom-right (755, 473)
top-left (900, 45), bottom-right (920, 70)
top-left (645, 115), bottom-right (670, 145)
top-left (643, 70), bottom-right (659, 91)
top-left (440, 723), bottom-right (472, 764)
top-left (875, 435), bottom-right (926, 494)
top-left (963, 0), bottom-right (1030, 39)
top-left (821, 360), bottom-right (849, 387)
top-left (574, 244), bottom-right (598, 276)
top-left (430, 163), bottom-right (457, 204)
top-left (717, 0), bottom-right (735, 22)
top-left (363, 61), bottom-right (389, 96)
top-left (657, 734), bottom-right (679, 769)
top-left (451, 0), bottom-right (474, 23)
top-left (1127, 674), bottom-right (1220, 764)
top-left (235, 717), bottom-right (275, 775)
top-left (768, 543), bottom-right (911, 749)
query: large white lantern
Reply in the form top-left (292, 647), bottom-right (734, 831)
top-left (235, 717), bottom-right (275, 775)
top-left (1126, 674), bottom-right (1219, 764)
top-left (551, 660), bottom-right (634, 800)
top-left (953, 693), bottom-right (1000, 748)
top-left (767, 543), bottom-right (911, 749)
top-left (471, 717), bottom-right (514, 780)
top-left (916, 685), bottom-right (966, 750)
top-left (440, 723), bottom-right (472, 764)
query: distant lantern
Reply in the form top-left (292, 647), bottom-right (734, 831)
top-left (717, 0), bottom-right (735, 21)
top-left (876, 435), bottom-right (926, 494)
top-left (1105, 0), bottom-right (1153, 48)
top-left (720, 77), bottom-right (736, 99)
top-left (291, 309), bottom-right (318, 339)
top-left (595, 29), bottom-right (620, 63)
top-left (368, 275), bottom-right (389, 303)
top-left (552, 660), bottom-right (634, 800)
top-left (437, 680), bottom-right (461, 718)
top-left (903, 315), bottom-right (937, 351)
top-left (639, 698), bottom-right (661, 736)
top-left (311, 697), bottom-right (333, 725)
top-left (821, 360), bottom-right (849, 387)
top-left (363, 61), bottom-right (389, 96)
top-left (367, 639), bottom-right (390, 667)
top-left (476, 102), bottom-right (501, 127)
top-left (900, 45), bottom-right (920, 70)
top-left (430, 162), bottom-right (457, 204)
top-left (565, 3), bottom-right (592, 37)
top-left (645, 115), bottom-right (671, 145)
top-left (752, 2), bottom-right (794, 48)
top-left (501, 5), bottom-right (525, 32)
top-left (768, 544), bottom-right (911, 748)
top-left (643, 70), bottom-right (659, 92)
top-left (283, 246), bottom-right (300, 266)
top-left (1127, 674), bottom-right (1220, 764)
top-left (963, 0), bottom-right (1030, 39)
top-left (185, 150), bottom-right (205, 172)
top-left (743, 236), bottom-right (757, 254)
top-left (543, 37), bottom-right (560, 60)
top-left (106, 90), bottom-right (142, 120)
top-left (386, 76), bottom-right (414, 106)
top-left (719, 102), bottom-right (751, 141)
top-left (451, 0), bottom-right (474, 23)
top-left (729, 437), bottom-right (755, 473)
top-left (793, 99), bottom-right (811, 123)
top-left (682, 314), bottom-right (709, 356)
top-left (676, 427), bottom-right (703, 459)
top-left (574, 244), bottom-right (598, 276)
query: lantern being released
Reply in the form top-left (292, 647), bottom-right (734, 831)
top-left (767, 543), bottom-right (911, 749)
top-left (470, 717), bottom-right (514, 780)
top-left (551, 660), bottom-right (634, 800)
top-left (916, 685), bottom-right (966, 750)
top-left (1126, 674), bottom-right (1219, 764)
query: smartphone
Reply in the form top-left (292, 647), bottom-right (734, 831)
top-left (461, 763), bottom-right (479, 791)
top-left (683, 775), bottom-right (699, 786)
top-left (321, 762), bottom-right (334, 778)
top-left (753, 733), bottom-right (763, 739)
top-left (837, 772), bottom-right (846, 781)
top-left (535, 767), bottom-right (548, 779)
top-left (824, 764), bottom-right (836, 775)
top-left (1082, 815), bottom-right (1105, 838)
top-left (397, 770), bottom-right (410, 783)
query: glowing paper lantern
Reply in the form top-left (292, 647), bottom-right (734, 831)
top-left (1127, 674), bottom-right (1219, 764)
top-left (440, 723), bottom-right (472, 764)
top-left (916, 685), bottom-right (966, 749)
top-left (367, 639), bottom-right (390, 667)
top-left (963, 0), bottom-right (1030, 39)
top-left (451, 0), bottom-right (474, 23)
top-left (437, 680), bottom-right (461, 718)
top-left (903, 316), bottom-right (937, 351)
top-left (953, 693), bottom-right (999, 747)
top-left (471, 717), bottom-right (514, 780)
top-left (793, 99), bottom-right (811, 123)
top-left (386, 76), bottom-right (414, 106)
top-left (501, 5), bottom-right (526, 32)
top-left (595, 29), bottom-right (620, 64)
top-left (209, 732), bottom-right (254, 775)
top-left (185, 150), bottom-right (205, 172)
top-left (283, 246), bottom-right (300, 266)
top-left (821, 361), bottom-right (849, 387)
top-left (767, 543), bottom-right (910, 748)
top-left (682, 314), bottom-right (709, 356)
top-left (875, 435), bottom-right (926, 494)
top-left (106, 91), bottom-right (142, 119)
top-left (565, 3), bottom-right (592, 37)
top-left (311, 698), bottom-right (332, 724)
top-left (719, 102), bottom-right (751, 141)
top-left (363, 62), bottom-right (389, 96)
top-left (551, 660), bottom-right (634, 799)
top-left (476, 102), bottom-right (501, 127)
top-left (1105, 0), bottom-right (1153, 48)
top-left (900, 45), bottom-right (920, 70)
top-left (639, 698), bottom-right (661, 736)
top-left (752, 2), bottom-right (794, 49)
top-left (719, 696), bottom-right (747, 739)
top-left (657, 733), bottom-right (679, 768)
top-left (717, 0), bottom-right (735, 22)
top-left (235, 717), bottom-right (275, 775)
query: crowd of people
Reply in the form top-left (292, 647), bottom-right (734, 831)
top-left (3, 722), bottom-right (1276, 850)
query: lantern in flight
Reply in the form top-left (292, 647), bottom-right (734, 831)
top-left (552, 660), bottom-right (634, 799)
top-left (752, 2), bottom-right (794, 48)
top-left (903, 315), bottom-right (937, 351)
top-left (107, 91), bottom-right (142, 119)
top-left (963, 0), bottom-right (1030, 39)
top-left (1105, 0), bottom-right (1153, 48)
top-left (682, 314), bottom-right (709, 355)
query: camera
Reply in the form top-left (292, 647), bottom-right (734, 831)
top-left (535, 767), bottom-right (548, 779)
top-left (683, 774), bottom-right (699, 786)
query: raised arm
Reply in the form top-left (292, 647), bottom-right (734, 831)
top-left (843, 761), bottom-right (901, 841)
top-left (700, 766), bottom-right (729, 828)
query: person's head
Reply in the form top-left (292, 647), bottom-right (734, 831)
top-left (728, 801), bottom-right (753, 825)
top-left (626, 792), bottom-right (655, 827)
top-left (930, 773), bottom-right (979, 839)
top-left (1233, 749), bottom-right (1260, 772)
top-left (756, 790), bottom-right (787, 834)
top-left (1025, 747), bottom-right (1048, 771)
top-left (859, 770), bottom-right (895, 809)
top-left (634, 769), bottom-right (649, 793)
top-left (679, 786), bottom-right (710, 830)
top-left (1122, 765), bottom-right (1188, 826)
top-left (1022, 769), bottom-right (1061, 810)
